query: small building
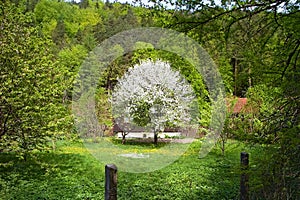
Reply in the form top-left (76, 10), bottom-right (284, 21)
top-left (226, 97), bottom-right (248, 115)
top-left (113, 124), bottom-right (181, 139)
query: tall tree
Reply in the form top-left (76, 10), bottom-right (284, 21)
top-left (0, 1), bottom-right (71, 158)
top-left (112, 60), bottom-right (197, 144)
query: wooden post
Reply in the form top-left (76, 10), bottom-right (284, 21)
top-left (240, 152), bottom-right (249, 200)
top-left (105, 164), bottom-right (117, 200)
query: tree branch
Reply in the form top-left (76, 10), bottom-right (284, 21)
top-left (169, 0), bottom-right (286, 32)
top-left (281, 40), bottom-right (300, 79)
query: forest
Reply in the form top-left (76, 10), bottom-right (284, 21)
top-left (0, 0), bottom-right (299, 199)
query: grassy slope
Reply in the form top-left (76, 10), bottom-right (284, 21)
top-left (0, 139), bottom-right (262, 200)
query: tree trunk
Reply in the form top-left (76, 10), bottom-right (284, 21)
top-left (248, 67), bottom-right (251, 88)
top-left (221, 138), bottom-right (225, 156)
top-left (154, 133), bottom-right (158, 145)
top-left (122, 132), bottom-right (126, 144)
top-left (231, 57), bottom-right (238, 96)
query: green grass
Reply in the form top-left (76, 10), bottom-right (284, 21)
top-left (0, 139), bottom-right (263, 200)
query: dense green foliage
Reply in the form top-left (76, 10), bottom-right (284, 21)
top-left (0, 140), bottom-right (264, 199)
top-left (0, 0), bottom-right (299, 199)
top-left (0, 1), bottom-right (72, 158)
top-left (147, 1), bottom-right (299, 198)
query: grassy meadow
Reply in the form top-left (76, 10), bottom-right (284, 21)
top-left (0, 139), bottom-right (264, 200)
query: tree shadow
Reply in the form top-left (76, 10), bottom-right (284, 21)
top-left (111, 137), bottom-right (171, 148)
top-left (0, 149), bottom-right (105, 199)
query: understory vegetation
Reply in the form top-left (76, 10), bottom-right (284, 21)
top-left (1, 0), bottom-right (299, 199)
top-left (0, 140), bottom-right (272, 200)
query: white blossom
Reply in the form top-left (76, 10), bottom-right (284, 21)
top-left (112, 60), bottom-right (196, 132)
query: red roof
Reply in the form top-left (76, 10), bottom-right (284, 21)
top-left (226, 97), bottom-right (248, 113)
top-left (233, 98), bottom-right (247, 113)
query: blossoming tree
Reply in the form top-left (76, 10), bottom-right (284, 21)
top-left (112, 60), bottom-right (196, 144)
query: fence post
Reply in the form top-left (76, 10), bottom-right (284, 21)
top-left (240, 152), bottom-right (249, 200)
top-left (105, 164), bottom-right (118, 200)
